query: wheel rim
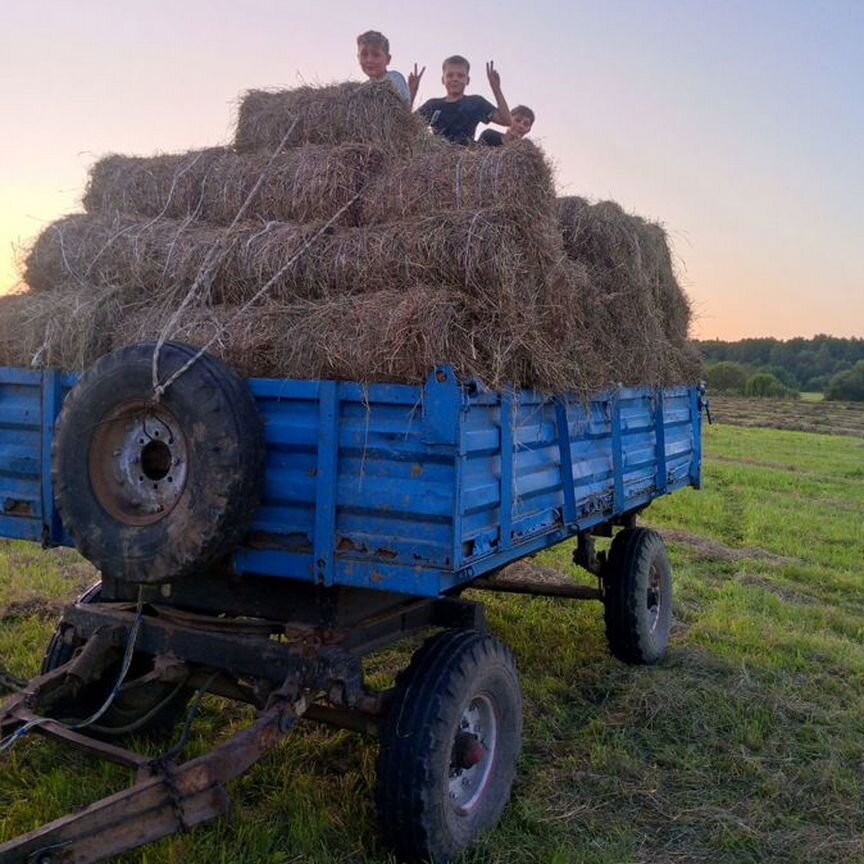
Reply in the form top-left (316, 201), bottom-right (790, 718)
top-left (647, 562), bottom-right (662, 633)
top-left (448, 693), bottom-right (498, 813)
top-left (88, 400), bottom-right (189, 526)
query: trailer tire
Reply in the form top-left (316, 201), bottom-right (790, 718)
top-left (41, 583), bottom-right (190, 737)
top-left (52, 342), bottom-right (265, 584)
top-left (376, 629), bottom-right (522, 864)
top-left (603, 527), bottom-right (672, 665)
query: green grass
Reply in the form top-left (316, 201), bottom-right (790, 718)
top-left (799, 392), bottom-right (825, 402)
top-left (2, 422), bottom-right (863, 862)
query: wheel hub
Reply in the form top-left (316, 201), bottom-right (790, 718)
top-left (448, 694), bottom-right (498, 812)
top-left (453, 731), bottom-right (486, 768)
top-left (89, 401), bottom-right (189, 526)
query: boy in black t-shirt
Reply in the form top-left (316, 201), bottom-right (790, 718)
top-left (478, 105), bottom-right (535, 146)
top-left (416, 56), bottom-right (511, 146)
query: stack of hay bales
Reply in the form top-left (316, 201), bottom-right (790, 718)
top-left (0, 80), bottom-right (699, 392)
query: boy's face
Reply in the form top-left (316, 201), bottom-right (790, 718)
top-left (358, 44), bottom-right (390, 80)
top-left (442, 63), bottom-right (469, 99)
top-left (510, 112), bottom-right (534, 138)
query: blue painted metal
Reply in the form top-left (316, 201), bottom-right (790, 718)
top-left (0, 369), bottom-right (43, 540)
top-left (689, 387), bottom-right (703, 489)
top-left (555, 399), bottom-right (577, 526)
top-left (610, 394), bottom-right (624, 513)
top-left (40, 370), bottom-right (64, 546)
top-left (0, 365), bottom-right (702, 598)
top-left (313, 381), bottom-right (339, 587)
top-left (654, 391), bottom-right (668, 496)
top-left (498, 392), bottom-right (513, 553)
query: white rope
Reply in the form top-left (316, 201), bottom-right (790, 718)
top-left (152, 191), bottom-right (360, 400)
top-left (150, 119), bottom-right (299, 394)
top-left (0, 590), bottom-right (146, 753)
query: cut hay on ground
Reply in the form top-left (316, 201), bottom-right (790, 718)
top-left (83, 145), bottom-right (387, 227)
top-left (24, 209), bottom-right (564, 308)
top-left (360, 139), bottom-right (555, 224)
top-left (234, 81), bottom-right (423, 154)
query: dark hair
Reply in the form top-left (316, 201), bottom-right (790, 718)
top-left (442, 55), bottom-right (470, 72)
top-left (512, 105), bottom-right (535, 123)
top-left (357, 30), bottom-right (389, 54)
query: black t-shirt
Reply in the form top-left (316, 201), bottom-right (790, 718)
top-left (417, 95), bottom-right (497, 145)
top-left (478, 129), bottom-right (506, 147)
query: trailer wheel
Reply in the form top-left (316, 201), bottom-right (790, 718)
top-left (52, 342), bottom-right (265, 584)
top-left (41, 583), bottom-right (190, 737)
top-left (603, 527), bottom-right (672, 665)
top-left (376, 629), bottom-right (522, 864)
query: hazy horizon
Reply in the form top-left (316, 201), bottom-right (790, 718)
top-left (1, 0), bottom-right (862, 342)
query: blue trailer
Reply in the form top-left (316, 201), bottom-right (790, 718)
top-left (0, 343), bottom-right (705, 864)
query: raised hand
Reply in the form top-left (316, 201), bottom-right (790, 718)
top-left (408, 63), bottom-right (426, 104)
top-left (486, 61), bottom-right (502, 92)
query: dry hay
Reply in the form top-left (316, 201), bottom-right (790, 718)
top-left (11, 199), bottom-right (604, 391)
top-left (234, 81), bottom-right (424, 154)
top-left (10, 199), bottom-right (698, 389)
top-left (2, 72), bottom-right (700, 393)
top-left (0, 284), bottom-right (594, 393)
top-left (9, 202), bottom-right (697, 390)
top-left (23, 209), bottom-right (564, 309)
top-left (558, 196), bottom-right (701, 383)
top-left (361, 139), bottom-right (556, 224)
top-left (83, 145), bottom-right (386, 227)
top-left (83, 139), bottom-right (555, 231)
top-left (0, 286), bottom-right (120, 370)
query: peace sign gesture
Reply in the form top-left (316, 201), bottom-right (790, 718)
top-left (408, 63), bottom-right (426, 106)
top-left (486, 60), bottom-right (502, 93)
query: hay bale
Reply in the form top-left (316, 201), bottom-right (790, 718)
top-left (234, 81), bottom-right (423, 154)
top-left (12, 198), bottom-right (700, 389)
top-left (173, 288), bottom-right (587, 391)
top-left (361, 139), bottom-right (556, 224)
top-left (557, 196), bottom-right (700, 384)
top-left (83, 145), bottom-right (386, 226)
top-left (0, 287), bottom-right (121, 370)
top-left (0, 288), bottom-right (549, 390)
top-left (114, 301), bottom-right (290, 379)
top-left (271, 289), bottom-right (478, 384)
top-left (24, 209), bottom-right (562, 309)
top-left (23, 213), bottom-right (222, 303)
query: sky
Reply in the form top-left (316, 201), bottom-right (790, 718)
top-left (0, 0), bottom-right (862, 341)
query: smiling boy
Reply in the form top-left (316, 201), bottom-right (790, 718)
top-left (416, 56), bottom-right (511, 146)
top-left (357, 30), bottom-right (415, 104)
top-left (478, 104), bottom-right (535, 146)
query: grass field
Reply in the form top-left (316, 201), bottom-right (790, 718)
top-left (2, 410), bottom-right (863, 863)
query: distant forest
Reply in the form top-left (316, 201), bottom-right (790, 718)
top-left (696, 336), bottom-right (864, 393)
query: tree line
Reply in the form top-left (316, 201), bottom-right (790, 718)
top-left (696, 336), bottom-right (864, 401)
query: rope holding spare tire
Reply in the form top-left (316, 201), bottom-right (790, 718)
top-left (53, 341), bottom-right (267, 585)
top-left (150, 191), bottom-right (360, 401)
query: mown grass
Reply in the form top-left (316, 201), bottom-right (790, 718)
top-left (1, 421), bottom-right (863, 863)
top-left (709, 394), bottom-right (864, 437)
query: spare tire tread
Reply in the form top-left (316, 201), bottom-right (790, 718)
top-left (52, 342), bottom-right (265, 584)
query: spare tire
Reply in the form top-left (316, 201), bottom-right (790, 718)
top-left (52, 342), bottom-right (265, 584)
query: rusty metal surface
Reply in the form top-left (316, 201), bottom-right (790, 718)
top-left (0, 588), bottom-right (486, 862)
top-left (470, 577), bottom-right (602, 600)
top-left (9, 707), bottom-right (149, 771)
top-left (0, 699), bottom-right (304, 864)
top-left (88, 400), bottom-right (189, 528)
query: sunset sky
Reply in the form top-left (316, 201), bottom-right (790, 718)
top-left (0, 0), bottom-right (861, 340)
